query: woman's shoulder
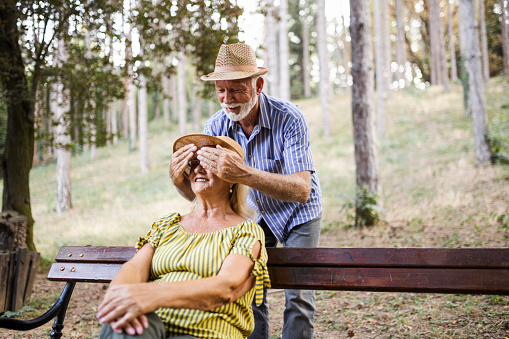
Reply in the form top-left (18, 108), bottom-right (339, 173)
top-left (236, 219), bottom-right (264, 236)
top-left (154, 212), bottom-right (181, 229)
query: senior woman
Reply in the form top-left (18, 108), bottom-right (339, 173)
top-left (97, 134), bottom-right (270, 339)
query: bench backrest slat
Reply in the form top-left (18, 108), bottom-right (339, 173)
top-left (47, 246), bottom-right (509, 295)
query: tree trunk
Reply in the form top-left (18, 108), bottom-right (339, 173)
top-left (0, 4), bottom-right (36, 251)
top-left (138, 47), bottom-right (149, 174)
top-left (177, 51), bottom-right (187, 136)
top-left (459, 0), bottom-right (492, 164)
top-left (438, 2), bottom-right (450, 92)
top-left (53, 39), bottom-right (72, 213)
top-left (395, 0), bottom-right (407, 87)
top-left (478, 0), bottom-right (490, 82)
top-left (316, 0), bottom-right (330, 136)
top-left (499, 0), bottom-right (509, 75)
top-left (302, 2), bottom-right (311, 98)
top-left (279, 0), bottom-right (290, 100)
top-left (382, 0), bottom-right (392, 97)
top-left (192, 95), bottom-right (203, 132)
top-left (84, 27), bottom-right (97, 160)
top-left (265, 0), bottom-right (279, 98)
top-left (458, 0), bottom-right (472, 117)
top-left (126, 13), bottom-right (137, 152)
top-left (374, 0), bottom-right (386, 138)
top-left (170, 72), bottom-right (178, 122)
top-left (429, 0), bottom-right (441, 86)
top-left (447, 0), bottom-right (458, 82)
top-left (341, 12), bottom-right (350, 88)
top-left (350, 0), bottom-right (380, 194)
top-left (162, 70), bottom-right (170, 124)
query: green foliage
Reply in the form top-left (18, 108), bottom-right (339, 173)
top-left (341, 186), bottom-right (383, 228)
top-left (488, 114), bottom-right (509, 165)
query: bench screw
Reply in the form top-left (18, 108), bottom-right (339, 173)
top-left (71, 267), bottom-right (76, 272)
top-left (60, 267), bottom-right (65, 271)
top-left (79, 253), bottom-right (84, 257)
top-left (68, 253), bottom-right (72, 257)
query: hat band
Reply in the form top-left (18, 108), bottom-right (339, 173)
top-left (214, 64), bottom-right (259, 73)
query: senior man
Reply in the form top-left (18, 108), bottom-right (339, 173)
top-left (169, 43), bottom-right (322, 339)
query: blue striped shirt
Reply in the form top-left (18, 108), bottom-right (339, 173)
top-left (203, 92), bottom-right (322, 243)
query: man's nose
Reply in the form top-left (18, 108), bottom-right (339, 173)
top-left (222, 90), bottom-right (233, 104)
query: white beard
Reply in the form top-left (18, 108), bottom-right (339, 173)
top-left (221, 87), bottom-right (258, 122)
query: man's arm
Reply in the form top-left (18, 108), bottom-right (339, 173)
top-left (196, 145), bottom-right (311, 203)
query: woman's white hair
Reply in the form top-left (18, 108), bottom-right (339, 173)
top-left (230, 183), bottom-right (257, 220)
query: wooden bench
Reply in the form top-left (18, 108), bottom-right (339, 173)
top-left (1, 246), bottom-right (509, 338)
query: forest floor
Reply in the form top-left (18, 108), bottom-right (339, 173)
top-left (2, 78), bottom-right (509, 338)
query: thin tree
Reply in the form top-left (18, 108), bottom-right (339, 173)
top-left (177, 51), bottom-right (187, 136)
top-left (447, 0), bottom-right (458, 82)
top-left (138, 40), bottom-right (149, 174)
top-left (479, 0), bottom-right (490, 82)
top-left (500, 0), bottom-right (509, 75)
top-left (374, 0), bottom-right (386, 138)
top-left (301, 0), bottom-right (311, 98)
top-left (279, 0), bottom-right (290, 100)
top-left (126, 1), bottom-right (137, 152)
top-left (84, 25), bottom-right (97, 160)
top-left (438, 1), bottom-right (450, 92)
top-left (349, 0), bottom-right (381, 226)
top-left (459, 0), bottom-right (492, 164)
top-left (53, 38), bottom-right (72, 213)
top-left (316, 0), bottom-right (330, 136)
top-left (382, 0), bottom-right (392, 96)
top-left (265, 0), bottom-right (279, 97)
top-left (395, 0), bottom-right (407, 87)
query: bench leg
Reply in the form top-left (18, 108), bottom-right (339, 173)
top-left (50, 282), bottom-right (75, 339)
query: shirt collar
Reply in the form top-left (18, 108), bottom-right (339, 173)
top-left (226, 92), bottom-right (272, 134)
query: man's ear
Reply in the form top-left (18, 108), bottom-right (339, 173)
top-left (256, 77), bottom-right (264, 94)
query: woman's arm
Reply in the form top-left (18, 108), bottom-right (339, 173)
top-left (97, 243), bottom-right (154, 335)
top-left (97, 241), bottom-right (262, 330)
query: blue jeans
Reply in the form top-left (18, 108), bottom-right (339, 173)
top-left (248, 214), bottom-right (322, 339)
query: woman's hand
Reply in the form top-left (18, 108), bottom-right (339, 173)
top-left (97, 283), bottom-right (156, 334)
top-left (170, 143), bottom-right (197, 184)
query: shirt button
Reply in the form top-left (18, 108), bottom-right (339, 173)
top-left (257, 200), bottom-right (260, 203)
top-left (261, 211), bottom-right (264, 214)
top-left (249, 154), bottom-right (252, 158)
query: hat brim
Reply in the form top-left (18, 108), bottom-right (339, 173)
top-left (173, 134), bottom-right (245, 160)
top-left (200, 67), bottom-right (268, 81)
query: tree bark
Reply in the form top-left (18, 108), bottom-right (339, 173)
top-left (53, 39), bottom-right (72, 213)
top-left (279, 0), bottom-right (290, 100)
top-left (447, 0), bottom-right (458, 82)
top-left (459, 0), bottom-right (492, 164)
top-left (316, 0), bottom-right (330, 136)
top-left (438, 2), bottom-right (450, 92)
top-left (500, 0), bottom-right (509, 75)
top-left (0, 3), bottom-right (36, 251)
top-left (478, 0), bottom-right (490, 82)
top-left (349, 0), bottom-right (380, 194)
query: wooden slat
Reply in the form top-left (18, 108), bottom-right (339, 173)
top-left (12, 247), bottom-right (30, 311)
top-left (55, 246), bottom-right (136, 263)
top-left (4, 252), bottom-right (16, 311)
top-left (266, 247), bottom-right (509, 268)
top-left (23, 252), bottom-right (40, 304)
top-left (0, 253), bottom-right (10, 312)
top-left (47, 263), bottom-right (123, 283)
top-left (268, 266), bottom-right (509, 295)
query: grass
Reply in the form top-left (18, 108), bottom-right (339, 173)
top-left (3, 76), bottom-right (509, 338)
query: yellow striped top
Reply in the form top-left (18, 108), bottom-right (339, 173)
top-left (135, 212), bottom-right (271, 339)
